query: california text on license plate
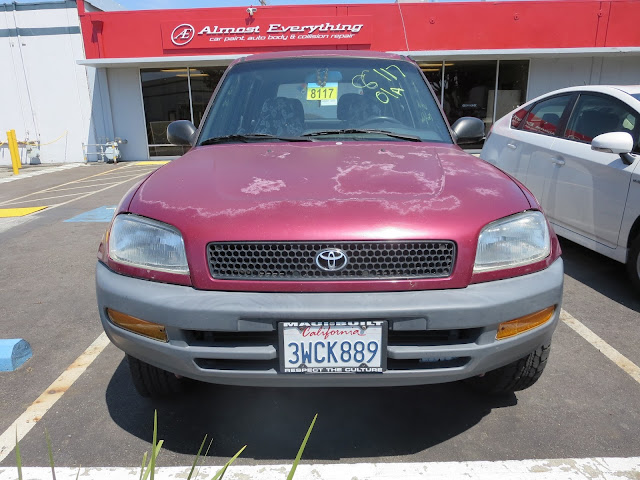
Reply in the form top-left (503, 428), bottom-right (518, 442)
top-left (279, 321), bottom-right (387, 373)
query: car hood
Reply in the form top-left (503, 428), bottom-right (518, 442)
top-left (128, 141), bottom-right (533, 290)
top-left (131, 142), bottom-right (529, 241)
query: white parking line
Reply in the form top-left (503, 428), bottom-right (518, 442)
top-left (0, 333), bottom-right (110, 463)
top-left (0, 164), bottom-right (83, 184)
top-left (0, 164), bottom-right (157, 208)
top-left (72, 173), bottom-right (148, 183)
top-left (0, 457), bottom-right (638, 480)
top-left (561, 309), bottom-right (640, 385)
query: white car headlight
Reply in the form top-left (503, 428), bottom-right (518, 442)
top-left (474, 211), bottom-right (550, 273)
top-left (109, 214), bottom-right (189, 274)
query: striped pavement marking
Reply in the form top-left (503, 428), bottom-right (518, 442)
top-left (64, 205), bottom-right (117, 223)
top-left (0, 206), bottom-right (47, 218)
top-left (0, 164), bottom-right (158, 212)
top-left (0, 163), bottom-right (82, 183)
top-left (0, 458), bottom-right (638, 480)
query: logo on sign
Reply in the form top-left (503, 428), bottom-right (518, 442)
top-left (171, 24), bottom-right (195, 46)
top-left (315, 249), bottom-right (348, 272)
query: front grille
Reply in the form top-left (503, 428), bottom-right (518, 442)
top-left (207, 241), bottom-right (456, 280)
top-left (388, 328), bottom-right (482, 346)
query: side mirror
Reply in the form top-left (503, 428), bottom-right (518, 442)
top-left (167, 120), bottom-right (197, 146)
top-left (451, 117), bottom-right (485, 145)
top-left (592, 132), bottom-right (635, 165)
top-left (591, 132), bottom-right (633, 154)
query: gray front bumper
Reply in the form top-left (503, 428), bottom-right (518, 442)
top-left (96, 259), bottom-right (563, 387)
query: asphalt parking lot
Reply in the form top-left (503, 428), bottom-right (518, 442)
top-left (0, 162), bottom-right (639, 477)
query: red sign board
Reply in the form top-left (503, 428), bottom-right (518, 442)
top-left (161, 16), bottom-right (372, 50)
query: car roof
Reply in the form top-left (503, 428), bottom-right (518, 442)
top-left (525, 85), bottom-right (640, 107)
top-left (611, 85), bottom-right (640, 95)
top-left (230, 50), bottom-right (408, 67)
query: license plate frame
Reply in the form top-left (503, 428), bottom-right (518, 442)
top-left (279, 321), bottom-right (387, 374)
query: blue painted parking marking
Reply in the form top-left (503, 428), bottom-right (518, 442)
top-left (0, 339), bottom-right (32, 371)
top-left (64, 206), bottom-right (117, 223)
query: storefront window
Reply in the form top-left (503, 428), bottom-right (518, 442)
top-left (495, 60), bottom-right (529, 121)
top-left (420, 62), bottom-right (444, 103)
top-left (141, 69), bottom-right (191, 157)
top-left (141, 67), bottom-right (225, 157)
top-left (188, 67), bottom-right (226, 127)
top-left (418, 60), bottom-right (529, 149)
top-left (443, 61), bottom-right (497, 147)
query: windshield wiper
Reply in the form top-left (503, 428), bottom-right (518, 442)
top-left (301, 129), bottom-right (422, 142)
top-left (200, 134), bottom-right (311, 145)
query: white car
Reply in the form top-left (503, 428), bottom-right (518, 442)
top-left (480, 85), bottom-right (640, 289)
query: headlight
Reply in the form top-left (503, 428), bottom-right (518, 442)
top-left (474, 211), bottom-right (550, 273)
top-left (108, 215), bottom-right (189, 274)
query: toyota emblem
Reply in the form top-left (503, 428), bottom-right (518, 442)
top-left (315, 248), bottom-right (348, 272)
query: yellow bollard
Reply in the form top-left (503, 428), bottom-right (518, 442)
top-left (7, 130), bottom-right (20, 175)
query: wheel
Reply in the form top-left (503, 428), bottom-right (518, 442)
top-left (626, 235), bottom-right (640, 291)
top-left (127, 354), bottom-right (188, 398)
top-left (464, 343), bottom-right (550, 395)
top-left (359, 116), bottom-right (403, 126)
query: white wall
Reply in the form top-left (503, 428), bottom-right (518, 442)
top-left (0, 1), bottom-right (92, 165)
top-left (527, 56), bottom-right (640, 101)
top-left (106, 68), bottom-right (149, 161)
top-left (599, 57), bottom-right (640, 84)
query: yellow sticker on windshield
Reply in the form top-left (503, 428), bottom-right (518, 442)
top-left (307, 82), bottom-right (338, 105)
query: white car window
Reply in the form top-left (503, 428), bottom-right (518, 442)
top-left (564, 93), bottom-right (640, 152)
top-left (522, 95), bottom-right (571, 137)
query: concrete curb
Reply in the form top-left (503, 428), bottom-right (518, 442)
top-left (0, 339), bottom-right (32, 371)
top-left (0, 458), bottom-right (639, 480)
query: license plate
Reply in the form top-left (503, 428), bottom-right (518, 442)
top-left (279, 321), bottom-right (386, 373)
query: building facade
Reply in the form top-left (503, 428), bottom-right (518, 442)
top-left (2, 0), bottom-right (640, 164)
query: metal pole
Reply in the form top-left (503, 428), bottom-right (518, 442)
top-left (7, 130), bottom-right (20, 175)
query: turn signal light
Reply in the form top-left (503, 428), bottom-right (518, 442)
top-left (496, 306), bottom-right (556, 340)
top-left (107, 309), bottom-right (168, 342)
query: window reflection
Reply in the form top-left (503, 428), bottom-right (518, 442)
top-left (141, 67), bottom-right (225, 157)
top-left (418, 60), bottom-right (529, 149)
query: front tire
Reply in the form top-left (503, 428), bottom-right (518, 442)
top-left (464, 343), bottom-right (550, 395)
top-left (626, 235), bottom-right (640, 291)
top-left (127, 354), bottom-right (188, 398)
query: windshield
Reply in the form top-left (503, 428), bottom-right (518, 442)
top-left (198, 57), bottom-right (452, 144)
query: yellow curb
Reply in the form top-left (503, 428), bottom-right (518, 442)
top-left (0, 206), bottom-right (48, 217)
top-left (132, 161), bottom-right (170, 165)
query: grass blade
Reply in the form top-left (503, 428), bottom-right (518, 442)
top-left (15, 429), bottom-right (23, 480)
top-left (287, 414), bottom-right (317, 480)
top-left (210, 445), bottom-right (247, 480)
top-left (139, 451), bottom-right (148, 480)
top-left (195, 437), bottom-right (214, 480)
top-left (150, 410), bottom-right (158, 480)
top-left (45, 427), bottom-right (57, 480)
top-left (141, 411), bottom-right (163, 480)
top-left (187, 435), bottom-right (208, 480)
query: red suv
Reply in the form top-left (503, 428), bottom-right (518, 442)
top-left (96, 51), bottom-right (563, 397)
